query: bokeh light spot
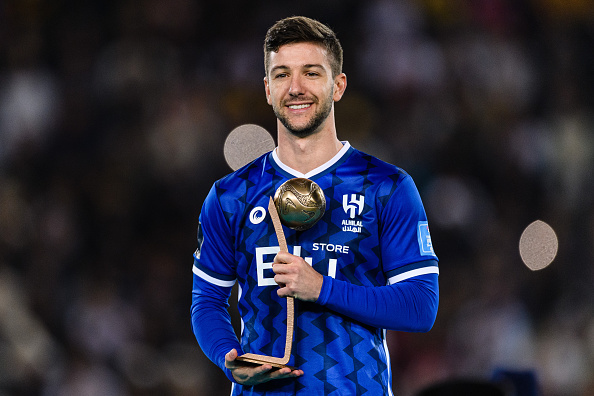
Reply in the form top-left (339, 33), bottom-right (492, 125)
top-left (224, 124), bottom-right (275, 171)
top-left (519, 220), bottom-right (558, 271)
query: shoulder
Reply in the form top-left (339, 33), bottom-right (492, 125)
top-left (347, 147), bottom-right (411, 191)
top-left (201, 152), bottom-right (271, 217)
top-left (349, 147), bottom-right (407, 175)
top-left (213, 152), bottom-right (271, 195)
top-left (204, 151), bottom-right (278, 225)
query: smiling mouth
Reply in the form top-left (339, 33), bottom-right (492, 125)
top-left (287, 103), bottom-right (312, 110)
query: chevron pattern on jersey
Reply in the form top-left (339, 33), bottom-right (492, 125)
top-left (195, 144), bottom-right (437, 395)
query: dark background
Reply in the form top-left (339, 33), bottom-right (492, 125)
top-left (0, 1), bottom-right (593, 395)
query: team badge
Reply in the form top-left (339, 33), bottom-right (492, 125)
top-left (342, 194), bottom-right (364, 233)
top-left (342, 194), bottom-right (364, 218)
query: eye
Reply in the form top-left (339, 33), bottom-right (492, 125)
top-left (274, 72), bottom-right (288, 79)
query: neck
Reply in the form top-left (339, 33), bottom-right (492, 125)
top-left (276, 123), bottom-right (343, 175)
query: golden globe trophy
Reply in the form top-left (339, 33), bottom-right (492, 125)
top-left (236, 178), bottom-right (325, 369)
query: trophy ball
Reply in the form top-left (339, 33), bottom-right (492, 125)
top-left (273, 178), bottom-right (326, 231)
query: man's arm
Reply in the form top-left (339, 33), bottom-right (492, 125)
top-left (190, 273), bottom-right (241, 383)
top-left (191, 272), bottom-right (304, 384)
top-left (273, 252), bottom-right (438, 331)
top-left (317, 270), bottom-right (439, 331)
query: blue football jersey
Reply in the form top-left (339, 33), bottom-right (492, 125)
top-left (192, 142), bottom-right (438, 395)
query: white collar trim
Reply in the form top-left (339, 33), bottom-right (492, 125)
top-left (272, 141), bottom-right (351, 179)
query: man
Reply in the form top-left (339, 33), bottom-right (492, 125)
top-left (191, 16), bottom-right (439, 395)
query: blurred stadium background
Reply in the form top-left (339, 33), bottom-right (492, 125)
top-left (0, 1), bottom-right (593, 395)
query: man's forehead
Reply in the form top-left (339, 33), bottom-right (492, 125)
top-left (268, 42), bottom-right (331, 68)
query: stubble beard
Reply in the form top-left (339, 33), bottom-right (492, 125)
top-left (273, 93), bottom-right (334, 139)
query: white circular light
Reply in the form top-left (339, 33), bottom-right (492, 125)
top-left (224, 124), bottom-right (275, 171)
top-left (519, 220), bottom-right (558, 271)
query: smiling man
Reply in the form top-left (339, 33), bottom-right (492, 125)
top-left (191, 16), bottom-right (440, 395)
top-left (265, 41), bottom-right (344, 140)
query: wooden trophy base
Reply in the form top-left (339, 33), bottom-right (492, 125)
top-left (235, 197), bottom-right (296, 370)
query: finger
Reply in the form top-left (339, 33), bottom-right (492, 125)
top-left (272, 263), bottom-right (289, 274)
top-left (231, 363), bottom-right (275, 386)
top-left (269, 368), bottom-right (304, 379)
top-left (251, 364), bottom-right (274, 375)
top-left (273, 273), bottom-right (291, 291)
top-left (227, 351), bottom-right (274, 375)
top-left (274, 251), bottom-right (294, 264)
top-left (277, 286), bottom-right (291, 298)
top-left (225, 349), bottom-right (239, 368)
top-left (289, 369), bottom-right (304, 377)
top-left (268, 367), bottom-right (292, 378)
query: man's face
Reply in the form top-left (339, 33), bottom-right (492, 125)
top-left (264, 42), bottom-right (345, 138)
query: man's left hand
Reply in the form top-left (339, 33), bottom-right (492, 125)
top-left (272, 251), bottom-right (324, 302)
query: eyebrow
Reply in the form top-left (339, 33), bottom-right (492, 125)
top-left (269, 64), bottom-right (326, 74)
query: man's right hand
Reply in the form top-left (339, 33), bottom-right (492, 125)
top-left (224, 349), bottom-right (304, 386)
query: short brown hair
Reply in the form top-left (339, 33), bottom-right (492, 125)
top-left (264, 16), bottom-right (343, 78)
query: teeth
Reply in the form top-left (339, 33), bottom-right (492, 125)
top-left (288, 104), bottom-right (311, 109)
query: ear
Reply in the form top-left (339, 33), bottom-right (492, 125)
top-left (333, 73), bottom-right (347, 102)
top-left (264, 76), bottom-right (272, 105)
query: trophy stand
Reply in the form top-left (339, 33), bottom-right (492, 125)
top-left (235, 197), bottom-right (296, 369)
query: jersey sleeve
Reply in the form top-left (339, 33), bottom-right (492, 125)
top-left (191, 272), bottom-right (241, 383)
top-left (379, 174), bottom-right (439, 281)
top-left (190, 183), bottom-right (240, 382)
top-left (192, 183), bottom-right (236, 282)
top-left (317, 270), bottom-right (439, 331)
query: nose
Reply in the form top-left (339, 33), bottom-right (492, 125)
top-left (288, 75), bottom-right (304, 97)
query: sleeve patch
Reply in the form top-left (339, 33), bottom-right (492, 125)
top-left (417, 221), bottom-right (435, 256)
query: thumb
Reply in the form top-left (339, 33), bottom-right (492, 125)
top-left (225, 349), bottom-right (238, 367)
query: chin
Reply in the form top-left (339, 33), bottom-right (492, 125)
top-left (288, 127), bottom-right (319, 139)
top-left (282, 118), bottom-right (326, 139)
